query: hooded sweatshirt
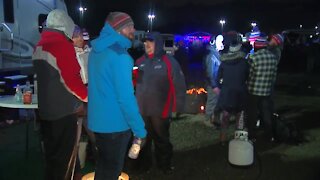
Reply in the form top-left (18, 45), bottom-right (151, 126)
top-left (87, 23), bottom-right (146, 138)
top-left (32, 10), bottom-right (88, 120)
top-left (204, 44), bottom-right (220, 88)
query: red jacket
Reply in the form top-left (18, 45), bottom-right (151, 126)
top-left (33, 29), bottom-right (88, 120)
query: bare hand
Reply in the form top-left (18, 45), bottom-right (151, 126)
top-left (75, 103), bottom-right (87, 117)
top-left (213, 87), bottom-right (220, 95)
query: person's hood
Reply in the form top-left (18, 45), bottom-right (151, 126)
top-left (143, 32), bottom-right (165, 58)
top-left (206, 44), bottom-right (217, 51)
top-left (90, 23), bottom-right (132, 53)
top-left (220, 49), bottom-right (246, 62)
top-left (46, 9), bottom-right (75, 40)
top-left (206, 44), bottom-right (220, 59)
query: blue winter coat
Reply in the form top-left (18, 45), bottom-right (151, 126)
top-left (204, 45), bottom-right (221, 88)
top-left (87, 23), bottom-right (146, 138)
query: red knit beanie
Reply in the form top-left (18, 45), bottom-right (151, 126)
top-left (254, 34), bottom-right (268, 49)
top-left (270, 34), bottom-right (284, 46)
top-left (106, 12), bottom-right (134, 32)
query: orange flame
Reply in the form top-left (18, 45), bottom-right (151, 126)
top-left (186, 88), bottom-right (207, 94)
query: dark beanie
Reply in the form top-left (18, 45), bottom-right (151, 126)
top-left (72, 25), bottom-right (82, 38)
top-left (224, 31), bottom-right (241, 47)
top-left (106, 12), bottom-right (134, 32)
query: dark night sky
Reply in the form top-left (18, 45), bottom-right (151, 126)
top-left (66, 0), bottom-right (320, 37)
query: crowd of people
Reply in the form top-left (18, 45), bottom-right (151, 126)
top-left (31, 8), bottom-right (286, 180)
top-left (32, 9), bottom-right (186, 180)
top-left (203, 29), bottom-right (284, 145)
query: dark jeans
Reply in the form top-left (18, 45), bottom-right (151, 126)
top-left (205, 85), bottom-right (219, 119)
top-left (246, 94), bottom-right (274, 140)
top-left (40, 114), bottom-right (78, 180)
top-left (94, 130), bottom-right (131, 180)
top-left (139, 116), bottom-right (173, 169)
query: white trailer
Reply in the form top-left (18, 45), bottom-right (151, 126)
top-left (0, 0), bottom-right (67, 69)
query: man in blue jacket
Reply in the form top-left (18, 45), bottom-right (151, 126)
top-left (203, 36), bottom-right (221, 127)
top-left (88, 12), bottom-right (147, 180)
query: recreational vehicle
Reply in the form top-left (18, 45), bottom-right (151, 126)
top-left (0, 0), bottom-right (68, 94)
top-left (0, 0), bottom-right (67, 69)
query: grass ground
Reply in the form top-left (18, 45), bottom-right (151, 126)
top-left (0, 73), bottom-right (320, 180)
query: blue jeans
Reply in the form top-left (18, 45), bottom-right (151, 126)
top-left (205, 85), bottom-right (219, 120)
top-left (94, 130), bottom-right (131, 180)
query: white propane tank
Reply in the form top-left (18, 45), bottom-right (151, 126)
top-left (228, 130), bottom-right (254, 166)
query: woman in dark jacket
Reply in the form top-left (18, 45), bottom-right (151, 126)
top-left (134, 32), bottom-right (186, 174)
top-left (216, 31), bottom-right (249, 144)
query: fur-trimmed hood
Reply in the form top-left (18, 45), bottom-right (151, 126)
top-left (220, 48), bottom-right (246, 62)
